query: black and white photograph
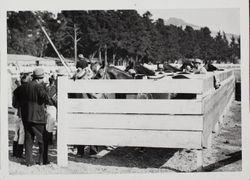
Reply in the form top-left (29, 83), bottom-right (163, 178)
top-left (5, 7), bottom-right (244, 175)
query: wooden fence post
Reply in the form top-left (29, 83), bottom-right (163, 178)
top-left (57, 77), bottom-right (68, 166)
top-left (196, 149), bottom-right (203, 172)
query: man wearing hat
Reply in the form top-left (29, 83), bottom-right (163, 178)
top-left (193, 59), bottom-right (207, 74)
top-left (78, 54), bottom-right (90, 63)
top-left (13, 68), bottom-right (50, 166)
top-left (12, 73), bottom-right (32, 158)
top-left (73, 59), bottom-right (93, 80)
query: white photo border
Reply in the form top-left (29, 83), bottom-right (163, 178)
top-left (0, 0), bottom-right (249, 180)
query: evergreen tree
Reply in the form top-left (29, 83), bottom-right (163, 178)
top-left (7, 11), bottom-right (57, 57)
top-left (179, 26), bottom-right (200, 59)
top-left (141, 11), bottom-right (163, 63)
top-left (7, 10), bottom-right (240, 64)
top-left (236, 36), bottom-right (241, 60)
top-left (197, 27), bottom-right (214, 61)
top-left (229, 36), bottom-right (238, 63)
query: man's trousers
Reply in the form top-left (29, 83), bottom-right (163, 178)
top-left (23, 122), bottom-right (48, 165)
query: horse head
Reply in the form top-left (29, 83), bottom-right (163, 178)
top-left (91, 61), bottom-right (133, 80)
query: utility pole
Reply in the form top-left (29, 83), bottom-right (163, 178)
top-left (32, 11), bottom-right (72, 76)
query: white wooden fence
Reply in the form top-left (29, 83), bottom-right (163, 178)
top-left (57, 69), bottom-right (235, 171)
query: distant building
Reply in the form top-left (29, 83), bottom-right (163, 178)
top-left (8, 54), bottom-right (57, 66)
top-left (8, 54), bottom-right (75, 66)
top-left (7, 54), bottom-right (75, 74)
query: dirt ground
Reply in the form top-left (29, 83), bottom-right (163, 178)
top-left (8, 100), bottom-right (241, 174)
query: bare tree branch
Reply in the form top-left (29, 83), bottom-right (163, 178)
top-left (76, 37), bottom-right (81, 42)
top-left (65, 32), bottom-right (74, 40)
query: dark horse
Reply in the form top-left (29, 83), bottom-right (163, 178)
top-left (124, 61), bottom-right (155, 78)
top-left (93, 63), bottom-right (163, 99)
top-left (96, 66), bottom-right (133, 80)
top-left (92, 65), bottom-right (134, 99)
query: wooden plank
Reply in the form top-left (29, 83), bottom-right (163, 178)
top-left (67, 99), bottom-right (203, 115)
top-left (202, 109), bottom-right (220, 147)
top-left (196, 149), bottom-right (203, 172)
top-left (58, 78), bottom-right (204, 94)
top-left (201, 76), bottom-right (214, 95)
top-left (57, 77), bottom-right (69, 166)
top-left (206, 133), bottom-right (212, 149)
top-left (204, 83), bottom-right (233, 122)
top-left (233, 69), bottom-right (241, 82)
top-left (202, 78), bottom-right (234, 147)
top-left (214, 70), bottom-right (233, 82)
top-left (202, 75), bottom-right (235, 113)
top-left (215, 64), bottom-right (240, 69)
top-left (67, 114), bottom-right (203, 131)
top-left (202, 80), bottom-right (234, 137)
top-left (66, 129), bottom-right (202, 149)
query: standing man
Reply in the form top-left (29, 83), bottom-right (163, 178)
top-left (13, 68), bottom-right (50, 166)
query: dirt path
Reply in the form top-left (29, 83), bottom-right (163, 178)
top-left (8, 100), bottom-right (241, 174)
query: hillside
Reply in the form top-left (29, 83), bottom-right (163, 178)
top-left (165, 17), bottom-right (239, 41)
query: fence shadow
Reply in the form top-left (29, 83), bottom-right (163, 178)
top-left (193, 151), bottom-right (242, 172)
top-left (9, 129), bottom-right (241, 172)
top-left (68, 146), bottom-right (180, 169)
top-left (9, 129), bottom-right (179, 169)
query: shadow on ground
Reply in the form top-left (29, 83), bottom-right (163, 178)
top-left (68, 147), bottom-right (180, 169)
top-left (200, 151), bottom-right (241, 172)
top-left (9, 129), bottom-right (181, 169)
top-left (8, 101), bottom-right (242, 173)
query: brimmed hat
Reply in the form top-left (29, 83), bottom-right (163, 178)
top-left (32, 68), bottom-right (44, 79)
top-left (193, 59), bottom-right (202, 64)
top-left (78, 54), bottom-right (84, 59)
top-left (78, 54), bottom-right (91, 63)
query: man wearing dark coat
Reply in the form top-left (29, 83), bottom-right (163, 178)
top-left (13, 68), bottom-right (50, 166)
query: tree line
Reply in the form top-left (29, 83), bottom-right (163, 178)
top-left (7, 10), bottom-right (240, 65)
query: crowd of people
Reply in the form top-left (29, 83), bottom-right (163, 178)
top-left (11, 54), bottom-right (105, 166)
top-left (11, 54), bottom-right (220, 166)
top-left (12, 67), bottom-right (58, 166)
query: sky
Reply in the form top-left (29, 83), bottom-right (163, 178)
top-left (137, 8), bottom-right (240, 35)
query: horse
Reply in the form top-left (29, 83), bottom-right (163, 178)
top-left (124, 61), bottom-right (155, 78)
top-left (204, 61), bottom-right (224, 72)
top-left (93, 62), bottom-right (157, 99)
top-left (163, 62), bottom-right (182, 73)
